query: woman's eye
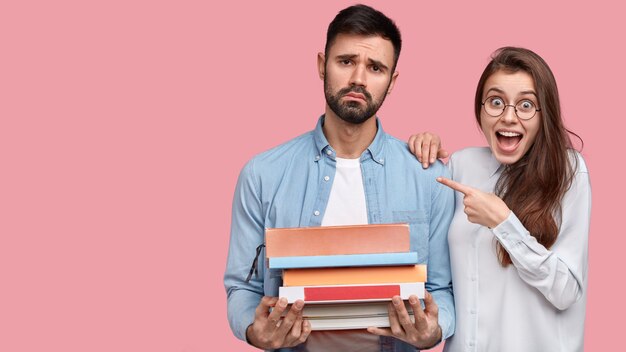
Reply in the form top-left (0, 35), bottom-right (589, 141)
top-left (519, 100), bottom-right (534, 110)
top-left (489, 97), bottom-right (504, 107)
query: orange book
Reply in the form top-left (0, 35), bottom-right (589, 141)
top-left (265, 223), bottom-right (409, 258)
top-left (282, 265), bottom-right (427, 286)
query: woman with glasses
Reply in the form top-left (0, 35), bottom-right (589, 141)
top-left (407, 47), bottom-right (591, 352)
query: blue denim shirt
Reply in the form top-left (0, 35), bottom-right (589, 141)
top-left (224, 116), bottom-right (455, 351)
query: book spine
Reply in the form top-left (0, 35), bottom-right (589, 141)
top-left (265, 223), bottom-right (410, 257)
top-left (268, 252), bottom-right (418, 269)
top-left (305, 315), bottom-right (415, 330)
top-left (279, 282), bottom-right (425, 303)
top-left (282, 265), bottom-right (427, 286)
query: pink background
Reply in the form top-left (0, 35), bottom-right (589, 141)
top-left (1, 0), bottom-right (623, 351)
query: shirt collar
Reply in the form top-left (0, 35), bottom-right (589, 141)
top-left (313, 115), bottom-right (386, 165)
top-left (487, 150), bottom-right (504, 178)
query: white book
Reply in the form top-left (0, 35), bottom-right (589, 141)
top-left (307, 315), bottom-right (415, 330)
top-left (279, 282), bottom-right (425, 304)
top-left (280, 301), bottom-right (417, 330)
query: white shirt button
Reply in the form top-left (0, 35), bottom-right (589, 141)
top-left (470, 309), bottom-right (476, 314)
top-left (324, 176), bottom-right (330, 181)
top-left (326, 150), bottom-right (332, 155)
top-left (314, 210), bottom-right (320, 216)
top-left (471, 276), bottom-right (477, 281)
top-left (315, 155), bottom-right (320, 160)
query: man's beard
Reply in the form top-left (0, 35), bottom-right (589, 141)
top-left (324, 80), bottom-right (388, 125)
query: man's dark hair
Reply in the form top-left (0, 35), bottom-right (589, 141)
top-left (325, 4), bottom-right (402, 71)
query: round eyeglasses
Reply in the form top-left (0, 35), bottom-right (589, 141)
top-left (481, 96), bottom-right (541, 120)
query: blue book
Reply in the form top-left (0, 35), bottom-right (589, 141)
top-left (268, 252), bottom-right (418, 269)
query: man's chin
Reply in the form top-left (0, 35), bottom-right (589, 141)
top-left (336, 113), bottom-right (373, 125)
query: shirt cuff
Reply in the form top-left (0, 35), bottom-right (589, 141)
top-left (491, 211), bottom-right (529, 246)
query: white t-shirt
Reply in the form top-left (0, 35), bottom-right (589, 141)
top-left (322, 157), bottom-right (368, 226)
top-left (306, 157), bottom-right (379, 351)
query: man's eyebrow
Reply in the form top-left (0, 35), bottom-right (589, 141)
top-left (335, 54), bottom-right (390, 71)
top-left (336, 54), bottom-right (358, 61)
top-left (368, 58), bottom-right (389, 71)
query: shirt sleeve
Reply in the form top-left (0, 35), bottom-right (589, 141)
top-left (223, 159), bottom-right (266, 341)
top-left (491, 166), bottom-right (591, 310)
top-left (426, 164), bottom-right (456, 340)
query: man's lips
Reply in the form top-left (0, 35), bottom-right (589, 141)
top-left (344, 92), bottom-right (366, 101)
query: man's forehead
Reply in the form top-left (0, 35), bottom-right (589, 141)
top-left (327, 33), bottom-right (394, 62)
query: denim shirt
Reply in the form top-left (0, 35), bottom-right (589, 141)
top-left (224, 116), bottom-right (455, 351)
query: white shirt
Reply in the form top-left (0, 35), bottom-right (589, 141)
top-left (443, 147), bottom-right (591, 352)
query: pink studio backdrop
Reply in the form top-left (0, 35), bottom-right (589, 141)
top-left (1, 0), bottom-right (622, 351)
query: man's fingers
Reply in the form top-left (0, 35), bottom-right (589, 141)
top-left (256, 296), bottom-right (279, 319)
top-left (436, 177), bottom-right (473, 195)
top-left (387, 298), bottom-right (404, 336)
top-left (437, 148), bottom-right (449, 159)
top-left (392, 296), bottom-right (415, 333)
top-left (298, 320), bottom-right (312, 344)
top-left (275, 300), bottom-right (304, 337)
top-left (411, 295), bottom-right (429, 331)
top-left (265, 297), bottom-right (289, 332)
top-left (284, 315), bottom-right (303, 346)
top-left (423, 291), bottom-right (439, 317)
top-left (367, 326), bottom-right (393, 337)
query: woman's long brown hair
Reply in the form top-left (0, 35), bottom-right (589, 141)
top-left (474, 47), bottom-right (581, 266)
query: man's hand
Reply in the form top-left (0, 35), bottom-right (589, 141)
top-left (437, 177), bottom-right (511, 228)
top-left (408, 132), bottom-right (449, 169)
top-left (367, 292), bottom-right (442, 349)
top-left (246, 296), bottom-right (311, 349)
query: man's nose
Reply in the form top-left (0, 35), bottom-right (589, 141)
top-left (349, 65), bottom-right (367, 87)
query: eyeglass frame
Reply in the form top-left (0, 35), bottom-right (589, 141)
top-left (481, 96), bottom-right (541, 121)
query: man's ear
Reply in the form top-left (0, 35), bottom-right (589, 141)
top-left (387, 70), bottom-right (399, 94)
top-left (317, 52), bottom-right (326, 80)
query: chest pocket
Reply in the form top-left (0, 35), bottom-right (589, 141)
top-left (393, 210), bottom-right (429, 263)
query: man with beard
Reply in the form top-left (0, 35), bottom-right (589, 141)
top-left (224, 5), bottom-right (454, 351)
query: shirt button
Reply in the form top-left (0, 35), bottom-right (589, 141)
top-left (314, 210), bottom-right (320, 216)
top-left (315, 155), bottom-right (320, 161)
top-left (470, 309), bottom-right (476, 314)
top-left (379, 158), bottom-right (384, 163)
top-left (469, 341), bottom-right (475, 346)
top-left (324, 176), bottom-right (330, 181)
top-left (326, 150), bottom-right (332, 155)
top-left (471, 276), bottom-right (477, 281)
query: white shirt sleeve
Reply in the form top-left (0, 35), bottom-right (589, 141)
top-left (491, 161), bottom-right (591, 310)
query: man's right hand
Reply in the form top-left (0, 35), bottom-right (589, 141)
top-left (246, 296), bottom-right (311, 349)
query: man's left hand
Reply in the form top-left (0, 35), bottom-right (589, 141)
top-left (367, 292), bottom-right (442, 349)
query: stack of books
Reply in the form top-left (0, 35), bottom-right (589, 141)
top-left (265, 223), bottom-right (426, 330)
